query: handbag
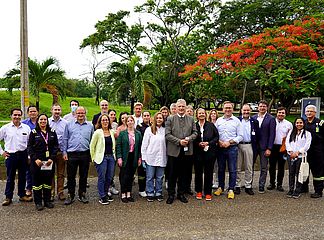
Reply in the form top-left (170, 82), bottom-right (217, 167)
top-left (298, 153), bottom-right (309, 183)
top-left (279, 137), bottom-right (286, 153)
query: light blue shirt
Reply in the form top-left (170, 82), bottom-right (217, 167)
top-left (241, 118), bottom-right (251, 142)
top-left (62, 120), bottom-right (94, 154)
top-left (216, 115), bottom-right (243, 144)
top-left (49, 116), bottom-right (68, 151)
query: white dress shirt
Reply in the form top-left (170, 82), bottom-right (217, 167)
top-left (216, 115), bottom-right (243, 144)
top-left (257, 113), bottom-right (266, 128)
top-left (0, 122), bottom-right (31, 154)
top-left (141, 126), bottom-right (167, 167)
top-left (285, 129), bottom-right (312, 157)
top-left (274, 118), bottom-right (293, 145)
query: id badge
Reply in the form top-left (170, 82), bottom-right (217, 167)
top-left (45, 151), bottom-right (50, 158)
top-left (252, 130), bottom-right (256, 136)
top-left (316, 127), bottom-right (319, 133)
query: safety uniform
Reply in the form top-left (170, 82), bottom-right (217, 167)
top-left (27, 128), bottom-right (59, 205)
top-left (304, 118), bottom-right (324, 195)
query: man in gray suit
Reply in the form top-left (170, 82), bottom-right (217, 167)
top-left (165, 99), bottom-right (198, 204)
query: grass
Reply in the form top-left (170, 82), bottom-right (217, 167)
top-left (0, 90), bottom-right (131, 121)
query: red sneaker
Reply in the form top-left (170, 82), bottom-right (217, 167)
top-left (205, 194), bottom-right (212, 201)
top-left (196, 192), bottom-right (202, 200)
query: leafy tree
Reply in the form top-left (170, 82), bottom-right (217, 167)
top-left (5, 57), bottom-right (66, 109)
top-left (80, 10), bottom-right (144, 61)
top-left (216, 0), bottom-right (324, 44)
top-left (135, 0), bottom-right (220, 106)
top-left (180, 17), bottom-right (324, 112)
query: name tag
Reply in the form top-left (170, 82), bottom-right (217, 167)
top-left (251, 131), bottom-right (256, 136)
top-left (46, 151), bottom-right (50, 158)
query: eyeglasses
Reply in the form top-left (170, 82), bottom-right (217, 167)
top-left (101, 119), bottom-right (109, 122)
top-left (13, 114), bottom-right (22, 116)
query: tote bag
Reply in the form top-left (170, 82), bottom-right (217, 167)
top-left (298, 153), bottom-right (309, 183)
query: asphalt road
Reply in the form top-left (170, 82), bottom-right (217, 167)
top-left (0, 171), bottom-right (323, 240)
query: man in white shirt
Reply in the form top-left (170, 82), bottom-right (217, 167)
top-left (63, 100), bottom-right (79, 122)
top-left (214, 101), bottom-right (243, 199)
top-left (268, 107), bottom-right (293, 192)
top-left (0, 108), bottom-right (33, 206)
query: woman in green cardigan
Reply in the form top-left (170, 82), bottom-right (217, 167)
top-left (116, 115), bottom-right (142, 203)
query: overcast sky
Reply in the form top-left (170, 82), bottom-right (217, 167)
top-left (0, 0), bottom-right (145, 79)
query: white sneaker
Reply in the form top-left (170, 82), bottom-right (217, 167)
top-left (139, 191), bottom-right (147, 197)
top-left (109, 187), bottom-right (119, 195)
top-left (212, 184), bottom-right (218, 189)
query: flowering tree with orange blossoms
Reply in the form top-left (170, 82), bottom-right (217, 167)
top-left (179, 17), bottom-right (324, 110)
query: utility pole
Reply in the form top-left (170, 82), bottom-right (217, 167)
top-left (20, 0), bottom-right (29, 118)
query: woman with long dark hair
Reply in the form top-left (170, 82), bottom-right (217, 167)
top-left (115, 112), bottom-right (129, 138)
top-left (90, 114), bottom-right (116, 205)
top-left (141, 112), bottom-right (167, 202)
top-left (285, 117), bottom-right (312, 199)
top-left (28, 114), bottom-right (59, 210)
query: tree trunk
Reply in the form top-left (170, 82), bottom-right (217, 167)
top-left (130, 96), bottom-right (135, 115)
top-left (36, 92), bottom-right (40, 111)
top-left (95, 85), bottom-right (100, 105)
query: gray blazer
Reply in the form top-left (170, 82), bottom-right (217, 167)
top-left (165, 114), bottom-right (198, 157)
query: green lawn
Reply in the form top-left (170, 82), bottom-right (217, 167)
top-left (0, 91), bottom-right (131, 121)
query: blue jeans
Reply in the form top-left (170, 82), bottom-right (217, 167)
top-left (146, 164), bottom-right (165, 197)
top-left (218, 145), bottom-right (238, 190)
top-left (95, 155), bottom-right (115, 198)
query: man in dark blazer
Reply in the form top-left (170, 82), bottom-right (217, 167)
top-left (91, 100), bottom-right (109, 127)
top-left (235, 104), bottom-right (259, 195)
top-left (165, 99), bottom-right (198, 204)
top-left (252, 100), bottom-right (276, 193)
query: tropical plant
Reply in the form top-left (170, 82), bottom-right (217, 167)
top-left (108, 56), bottom-right (161, 113)
top-left (5, 57), bottom-right (66, 109)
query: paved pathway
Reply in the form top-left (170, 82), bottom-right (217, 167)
top-left (0, 172), bottom-right (323, 240)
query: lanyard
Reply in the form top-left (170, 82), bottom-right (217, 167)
top-left (40, 131), bottom-right (49, 150)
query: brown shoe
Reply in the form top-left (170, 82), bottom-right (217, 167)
top-left (2, 198), bottom-right (12, 206)
top-left (19, 195), bottom-right (33, 202)
top-left (58, 192), bottom-right (66, 201)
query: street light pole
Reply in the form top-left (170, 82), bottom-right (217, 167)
top-left (20, 0), bottom-right (29, 118)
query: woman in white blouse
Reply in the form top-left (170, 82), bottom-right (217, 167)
top-left (285, 117), bottom-right (312, 199)
top-left (141, 112), bottom-right (167, 202)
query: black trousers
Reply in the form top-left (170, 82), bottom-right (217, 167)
top-left (137, 164), bottom-right (146, 192)
top-left (167, 150), bottom-right (189, 196)
top-left (269, 144), bottom-right (286, 187)
top-left (32, 168), bottom-right (53, 205)
top-left (194, 152), bottom-right (215, 195)
top-left (287, 157), bottom-right (302, 193)
top-left (67, 151), bottom-right (90, 197)
top-left (184, 155), bottom-right (194, 191)
top-left (119, 152), bottom-right (136, 193)
top-left (302, 150), bottom-right (324, 194)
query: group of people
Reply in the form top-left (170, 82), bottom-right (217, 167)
top-left (0, 98), bottom-right (323, 210)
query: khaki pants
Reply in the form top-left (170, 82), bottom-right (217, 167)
top-left (236, 144), bottom-right (253, 188)
top-left (51, 152), bottom-right (66, 196)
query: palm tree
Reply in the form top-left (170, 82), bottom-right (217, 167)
top-left (5, 57), bottom-right (66, 109)
top-left (108, 56), bottom-right (161, 113)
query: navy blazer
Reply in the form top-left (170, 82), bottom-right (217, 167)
top-left (238, 116), bottom-right (259, 160)
top-left (252, 113), bottom-right (276, 151)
